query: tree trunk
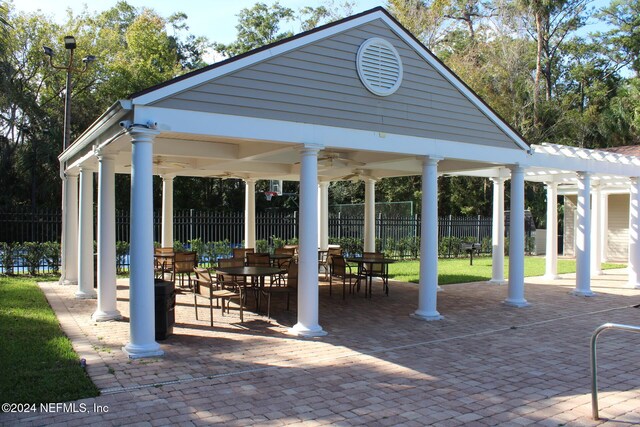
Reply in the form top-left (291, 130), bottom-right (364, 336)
top-left (534, 11), bottom-right (543, 125)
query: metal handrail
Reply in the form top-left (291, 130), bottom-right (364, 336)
top-left (591, 322), bottom-right (640, 420)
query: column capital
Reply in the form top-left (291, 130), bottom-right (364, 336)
top-left (65, 170), bottom-right (79, 178)
top-left (422, 156), bottom-right (442, 166)
top-left (78, 165), bottom-right (95, 173)
top-left (508, 163), bottom-right (527, 173)
top-left (318, 181), bottom-right (330, 188)
top-left (490, 176), bottom-right (506, 184)
top-left (95, 151), bottom-right (116, 162)
top-left (630, 177), bottom-right (640, 186)
top-left (243, 177), bottom-right (256, 184)
top-left (544, 180), bottom-right (557, 188)
top-left (127, 126), bottom-right (160, 143)
top-left (300, 145), bottom-right (323, 156)
top-left (161, 174), bottom-right (175, 181)
top-left (364, 177), bottom-right (377, 184)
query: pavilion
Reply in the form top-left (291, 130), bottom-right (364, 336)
top-left (58, 7), bottom-right (640, 358)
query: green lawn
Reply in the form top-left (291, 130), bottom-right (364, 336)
top-left (388, 256), bottom-right (626, 285)
top-left (0, 276), bottom-right (99, 403)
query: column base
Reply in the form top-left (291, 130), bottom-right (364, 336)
top-left (543, 274), bottom-right (560, 281)
top-left (627, 282), bottom-right (640, 289)
top-left (289, 323), bottom-right (328, 337)
top-left (503, 298), bottom-right (530, 307)
top-left (75, 290), bottom-right (97, 299)
top-left (92, 310), bottom-right (122, 322)
top-left (122, 342), bottom-right (164, 359)
top-left (61, 279), bottom-right (78, 286)
top-left (411, 311), bottom-right (443, 321)
top-left (488, 279), bottom-right (506, 285)
top-left (436, 286), bottom-right (443, 292)
top-left (591, 269), bottom-right (603, 276)
top-left (571, 289), bottom-right (595, 297)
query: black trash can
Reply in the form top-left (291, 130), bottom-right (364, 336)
top-left (154, 279), bottom-right (175, 340)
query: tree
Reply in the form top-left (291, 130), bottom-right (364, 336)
top-left (213, 2), bottom-right (295, 57)
top-left (596, 0), bottom-right (640, 75)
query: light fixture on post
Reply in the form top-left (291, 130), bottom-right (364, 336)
top-left (44, 36), bottom-right (95, 287)
top-left (43, 35), bottom-right (95, 151)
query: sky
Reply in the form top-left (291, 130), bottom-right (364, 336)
top-left (13, 0), bottom-right (386, 44)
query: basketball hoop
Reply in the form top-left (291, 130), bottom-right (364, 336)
top-left (265, 191), bottom-right (277, 201)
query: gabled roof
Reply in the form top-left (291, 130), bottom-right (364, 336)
top-left (130, 7), bottom-right (530, 151)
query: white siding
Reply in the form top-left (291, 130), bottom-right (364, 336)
top-left (607, 194), bottom-right (629, 262)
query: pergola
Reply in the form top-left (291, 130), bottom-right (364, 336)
top-left (58, 7), bottom-right (640, 359)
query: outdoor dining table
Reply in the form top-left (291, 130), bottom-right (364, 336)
top-left (215, 265), bottom-right (283, 310)
top-left (345, 256), bottom-right (395, 297)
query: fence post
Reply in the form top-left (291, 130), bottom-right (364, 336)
top-left (447, 214), bottom-right (452, 258)
top-left (338, 212), bottom-right (342, 239)
top-left (477, 214), bottom-right (481, 243)
top-left (189, 209), bottom-right (194, 243)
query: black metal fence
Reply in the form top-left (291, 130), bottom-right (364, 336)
top-left (0, 208), bottom-right (536, 273)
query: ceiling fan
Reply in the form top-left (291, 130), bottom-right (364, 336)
top-left (295, 152), bottom-right (365, 168)
top-left (338, 169), bottom-right (367, 181)
top-left (124, 157), bottom-right (190, 169)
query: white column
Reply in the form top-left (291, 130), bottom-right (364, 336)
top-left (122, 126), bottom-right (163, 359)
top-left (318, 181), bottom-right (329, 250)
top-left (505, 165), bottom-right (528, 307)
top-left (76, 167), bottom-right (97, 299)
top-left (61, 173), bottom-right (79, 286)
top-left (601, 192), bottom-right (609, 262)
top-left (413, 157), bottom-right (442, 321)
top-left (244, 179), bottom-right (256, 249)
top-left (591, 184), bottom-right (602, 275)
top-left (573, 172), bottom-right (594, 296)
top-left (291, 145), bottom-right (326, 337)
top-left (364, 178), bottom-right (376, 253)
top-left (161, 175), bottom-right (174, 248)
top-left (59, 175), bottom-right (67, 285)
top-left (544, 182), bottom-right (559, 280)
top-left (489, 176), bottom-right (506, 284)
top-left (93, 154), bottom-right (121, 321)
top-left (628, 178), bottom-right (640, 288)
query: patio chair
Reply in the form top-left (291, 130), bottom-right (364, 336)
top-left (329, 255), bottom-right (358, 299)
top-left (193, 267), bottom-right (243, 326)
top-left (274, 247), bottom-right (295, 267)
top-left (319, 247), bottom-right (342, 280)
top-left (174, 251), bottom-right (198, 288)
top-left (246, 252), bottom-right (271, 267)
top-left (154, 247), bottom-right (175, 280)
top-left (232, 247), bottom-right (254, 264)
top-left (261, 260), bottom-right (298, 319)
top-left (362, 252), bottom-right (388, 296)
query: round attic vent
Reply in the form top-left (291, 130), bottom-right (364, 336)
top-left (356, 38), bottom-right (403, 96)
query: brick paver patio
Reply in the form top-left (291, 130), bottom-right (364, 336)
top-left (2, 269), bottom-right (640, 426)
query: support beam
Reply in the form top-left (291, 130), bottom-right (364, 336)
top-left (244, 179), bottom-right (256, 249)
top-left (544, 182), bottom-right (559, 280)
top-left (76, 167), bottom-right (97, 299)
top-left (161, 175), bottom-right (174, 248)
top-left (628, 178), bottom-right (640, 289)
top-left (364, 178), bottom-right (376, 253)
top-left (318, 181), bottom-right (329, 251)
top-left (505, 165), bottom-right (529, 307)
top-left (591, 184), bottom-right (602, 275)
top-left (573, 172), bottom-right (594, 296)
top-left (291, 145), bottom-right (327, 337)
top-left (61, 173), bottom-right (79, 286)
top-left (489, 176), bottom-right (506, 284)
top-left (93, 154), bottom-right (122, 321)
top-left (413, 157), bottom-right (443, 321)
top-left (123, 126), bottom-right (163, 359)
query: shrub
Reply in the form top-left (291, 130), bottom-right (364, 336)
top-left (439, 236), bottom-right (462, 258)
top-left (0, 242), bottom-right (15, 275)
top-left (211, 240), bottom-right (232, 260)
top-left (187, 238), bottom-right (206, 262)
top-left (481, 236), bottom-right (492, 254)
top-left (271, 236), bottom-right (286, 249)
top-left (256, 239), bottom-right (269, 253)
top-left (173, 240), bottom-right (186, 253)
top-left (42, 242), bottom-right (61, 274)
top-left (20, 242), bottom-right (45, 275)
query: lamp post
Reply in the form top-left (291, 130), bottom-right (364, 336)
top-left (43, 35), bottom-right (95, 151)
top-left (44, 36), bottom-right (94, 286)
